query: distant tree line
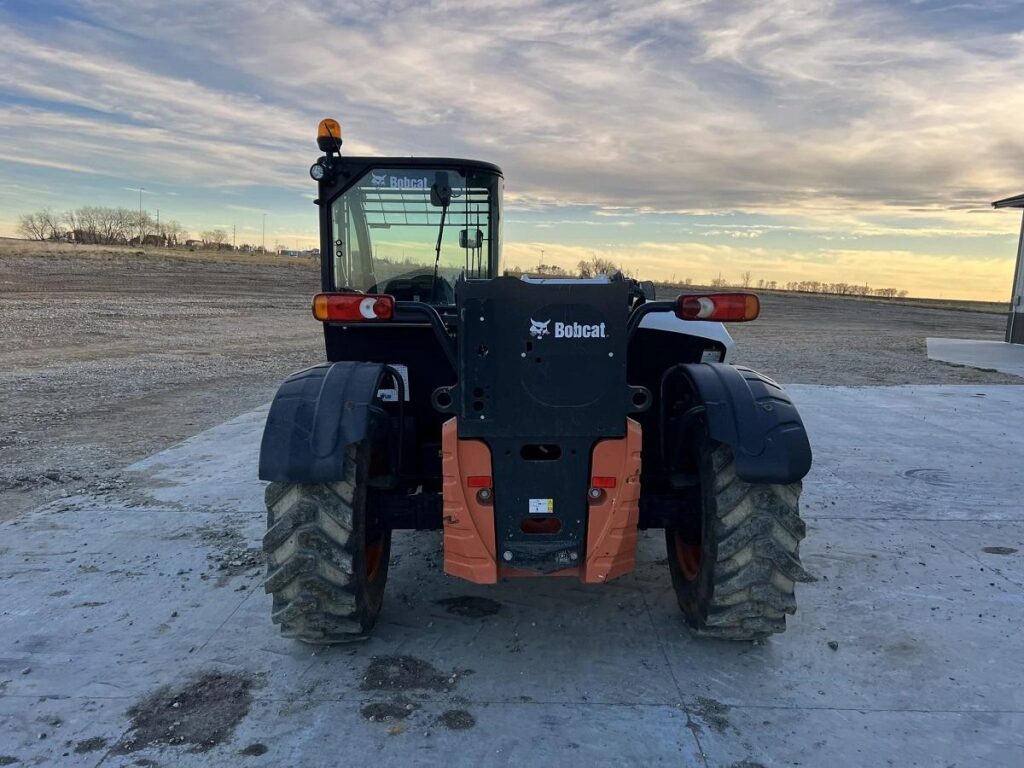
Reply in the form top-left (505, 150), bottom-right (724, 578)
top-left (707, 272), bottom-right (907, 298)
top-left (506, 261), bottom-right (910, 300)
top-left (505, 256), bottom-right (635, 279)
top-left (15, 207), bottom-right (263, 252)
top-left (778, 280), bottom-right (907, 298)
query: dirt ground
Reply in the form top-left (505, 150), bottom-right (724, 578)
top-left (0, 242), bottom-right (1013, 520)
top-left (0, 243), bottom-right (322, 519)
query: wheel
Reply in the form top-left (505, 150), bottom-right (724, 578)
top-left (262, 441), bottom-right (391, 643)
top-left (665, 440), bottom-right (810, 640)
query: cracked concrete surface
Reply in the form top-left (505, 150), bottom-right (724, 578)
top-left (0, 386), bottom-right (1022, 766)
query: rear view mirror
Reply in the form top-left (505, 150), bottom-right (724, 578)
top-left (640, 280), bottom-right (656, 300)
top-left (459, 228), bottom-right (483, 249)
top-left (430, 171), bottom-right (452, 207)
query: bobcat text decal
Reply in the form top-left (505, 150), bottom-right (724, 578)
top-left (368, 173), bottom-right (429, 190)
top-left (529, 319), bottom-right (606, 339)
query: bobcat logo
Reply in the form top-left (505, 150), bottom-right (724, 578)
top-left (370, 172), bottom-right (388, 187)
top-left (529, 318), bottom-right (551, 338)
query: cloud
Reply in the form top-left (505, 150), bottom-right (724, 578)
top-left (17, 1), bottom-right (1018, 211)
top-left (0, 1), bottom-right (1021, 298)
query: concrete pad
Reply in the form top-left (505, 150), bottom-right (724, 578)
top-left (2, 385), bottom-right (1023, 766)
top-left (927, 337), bottom-right (1024, 378)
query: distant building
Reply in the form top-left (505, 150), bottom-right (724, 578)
top-left (992, 194), bottom-right (1024, 343)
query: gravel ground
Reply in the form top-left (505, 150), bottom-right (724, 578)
top-left (725, 290), bottom-right (1017, 385)
top-left (0, 246), bottom-right (321, 519)
top-left (0, 245), bottom-right (1013, 519)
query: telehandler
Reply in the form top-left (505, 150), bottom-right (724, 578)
top-left (258, 119), bottom-right (812, 643)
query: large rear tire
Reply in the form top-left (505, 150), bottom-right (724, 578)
top-left (666, 441), bottom-right (810, 640)
top-left (263, 442), bottom-right (391, 643)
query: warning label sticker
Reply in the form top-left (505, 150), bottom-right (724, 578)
top-left (528, 498), bottom-right (554, 514)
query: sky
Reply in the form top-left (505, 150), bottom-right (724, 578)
top-left (1, 0), bottom-right (1023, 300)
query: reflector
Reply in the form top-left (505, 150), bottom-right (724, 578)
top-left (675, 292), bottom-right (760, 322)
top-left (311, 292), bottom-right (394, 322)
top-left (467, 475), bottom-right (493, 488)
top-left (591, 476), bottom-right (617, 488)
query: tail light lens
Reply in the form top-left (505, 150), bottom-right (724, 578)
top-left (675, 292), bottom-right (760, 322)
top-left (312, 292), bottom-right (395, 322)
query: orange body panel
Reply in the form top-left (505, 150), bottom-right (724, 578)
top-left (583, 418), bottom-right (643, 583)
top-left (441, 418), bottom-right (499, 583)
top-left (441, 418), bottom-right (642, 584)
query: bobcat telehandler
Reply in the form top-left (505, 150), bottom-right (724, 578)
top-left (258, 119), bottom-right (812, 644)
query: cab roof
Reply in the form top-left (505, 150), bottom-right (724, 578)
top-left (336, 156), bottom-right (503, 176)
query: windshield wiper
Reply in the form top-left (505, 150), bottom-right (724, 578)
top-left (430, 172), bottom-right (452, 303)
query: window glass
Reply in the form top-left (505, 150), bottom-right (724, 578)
top-left (331, 168), bottom-right (499, 303)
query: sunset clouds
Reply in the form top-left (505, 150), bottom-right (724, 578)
top-left (1, 1), bottom-right (1022, 298)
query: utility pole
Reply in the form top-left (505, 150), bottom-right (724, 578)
top-left (233, 224), bottom-right (236, 251)
top-left (137, 187), bottom-right (145, 245)
top-left (262, 213), bottom-right (267, 253)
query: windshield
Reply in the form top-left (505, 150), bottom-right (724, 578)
top-left (330, 167), bottom-right (502, 303)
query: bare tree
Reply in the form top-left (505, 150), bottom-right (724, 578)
top-left (740, 270), bottom-right (752, 288)
top-left (160, 220), bottom-right (185, 246)
top-left (534, 262), bottom-right (568, 276)
top-left (202, 229), bottom-right (228, 247)
top-left (17, 211), bottom-right (47, 240)
top-left (577, 256), bottom-right (624, 278)
top-left (17, 209), bottom-right (63, 240)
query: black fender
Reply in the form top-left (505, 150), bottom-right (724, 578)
top-left (678, 363), bottom-right (811, 484)
top-left (258, 361), bottom-right (388, 483)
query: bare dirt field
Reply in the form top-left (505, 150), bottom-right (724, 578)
top-left (0, 241), bottom-right (322, 519)
top-left (0, 240), bottom-right (1014, 520)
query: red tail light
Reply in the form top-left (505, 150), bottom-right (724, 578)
top-left (467, 475), bottom-right (492, 488)
top-left (591, 476), bottom-right (617, 488)
top-left (312, 292), bottom-right (395, 322)
top-left (675, 292), bottom-right (760, 322)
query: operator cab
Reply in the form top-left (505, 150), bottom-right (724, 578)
top-left (311, 124), bottom-right (503, 309)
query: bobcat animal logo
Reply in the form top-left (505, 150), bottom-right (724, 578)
top-left (529, 318), bottom-right (551, 338)
top-left (370, 172), bottom-right (388, 187)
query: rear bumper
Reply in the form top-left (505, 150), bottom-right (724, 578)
top-left (441, 418), bottom-right (642, 584)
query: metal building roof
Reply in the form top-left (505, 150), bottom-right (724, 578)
top-left (992, 193), bottom-right (1024, 209)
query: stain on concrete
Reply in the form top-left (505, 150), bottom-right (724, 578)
top-left (73, 736), bottom-right (108, 753)
top-left (437, 709), bottom-right (476, 730)
top-left (360, 700), bottom-right (419, 722)
top-left (361, 656), bottom-right (452, 692)
top-left (115, 671), bottom-right (255, 753)
top-left (0, 757), bottom-right (18, 766)
top-left (239, 742), bottom-right (268, 756)
top-left (694, 696), bottom-right (731, 734)
top-left (435, 596), bottom-right (502, 618)
top-left (982, 546), bottom-right (1018, 555)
